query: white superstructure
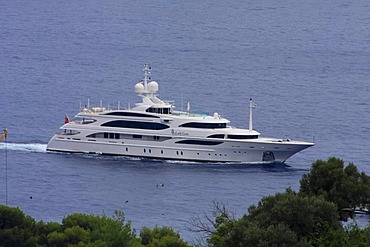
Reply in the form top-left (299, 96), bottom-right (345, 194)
top-left (47, 63), bottom-right (314, 163)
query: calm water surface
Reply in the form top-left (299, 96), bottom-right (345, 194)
top-left (1, 0), bottom-right (370, 242)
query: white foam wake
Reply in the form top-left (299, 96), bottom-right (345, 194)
top-left (0, 143), bottom-right (47, 153)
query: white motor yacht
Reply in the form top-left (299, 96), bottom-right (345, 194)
top-left (47, 63), bottom-right (314, 163)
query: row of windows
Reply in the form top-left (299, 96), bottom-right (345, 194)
top-left (60, 130), bottom-right (80, 135)
top-left (101, 120), bottom-right (170, 130)
top-left (141, 149), bottom-right (230, 158)
top-left (179, 122), bottom-right (227, 129)
top-left (100, 120), bottom-right (229, 130)
top-left (207, 134), bottom-right (259, 139)
top-left (56, 137), bottom-right (246, 158)
top-left (141, 149), bottom-right (228, 158)
top-left (175, 140), bottom-right (223, 146)
top-left (104, 112), bottom-right (159, 118)
top-left (146, 107), bottom-right (171, 114)
top-left (104, 133), bottom-right (120, 139)
top-left (144, 149), bottom-right (166, 154)
top-left (104, 109), bottom-right (171, 117)
top-left (86, 132), bottom-right (170, 141)
top-left (228, 135), bottom-right (259, 139)
top-left (87, 131), bottom-right (257, 142)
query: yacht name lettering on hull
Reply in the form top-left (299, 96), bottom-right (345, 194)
top-left (171, 129), bottom-right (189, 136)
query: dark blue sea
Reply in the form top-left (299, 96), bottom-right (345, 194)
top-left (1, 0), bottom-right (370, 243)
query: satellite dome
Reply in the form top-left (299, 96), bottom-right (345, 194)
top-left (134, 83), bottom-right (144, 94)
top-left (148, 81), bottom-right (159, 93)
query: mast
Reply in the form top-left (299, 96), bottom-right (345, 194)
top-left (143, 62), bottom-right (151, 94)
top-left (249, 99), bottom-right (257, 131)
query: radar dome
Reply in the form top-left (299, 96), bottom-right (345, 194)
top-left (134, 83), bottom-right (144, 94)
top-left (148, 81), bottom-right (159, 93)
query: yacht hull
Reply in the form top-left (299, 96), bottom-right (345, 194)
top-left (47, 134), bottom-right (313, 163)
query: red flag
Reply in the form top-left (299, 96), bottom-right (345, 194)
top-left (65, 114), bottom-right (70, 124)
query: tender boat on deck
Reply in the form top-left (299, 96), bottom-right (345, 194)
top-left (47, 63), bottom-right (314, 163)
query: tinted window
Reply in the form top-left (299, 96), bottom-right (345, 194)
top-left (179, 122), bottom-right (226, 129)
top-left (207, 134), bottom-right (225, 139)
top-left (175, 140), bottom-right (223, 145)
top-left (228, 135), bottom-right (258, 139)
top-left (101, 120), bottom-right (169, 130)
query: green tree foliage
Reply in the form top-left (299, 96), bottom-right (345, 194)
top-left (204, 158), bottom-right (370, 246)
top-left (207, 189), bottom-right (340, 247)
top-left (60, 211), bottom-right (136, 246)
top-left (299, 157), bottom-right (370, 220)
top-left (247, 189), bottom-right (341, 239)
top-left (139, 226), bottom-right (190, 247)
top-left (0, 206), bottom-right (188, 247)
top-left (34, 221), bottom-right (62, 243)
top-left (0, 205), bottom-right (37, 247)
top-left (208, 219), bottom-right (308, 247)
top-left (319, 224), bottom-right (370, 247)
